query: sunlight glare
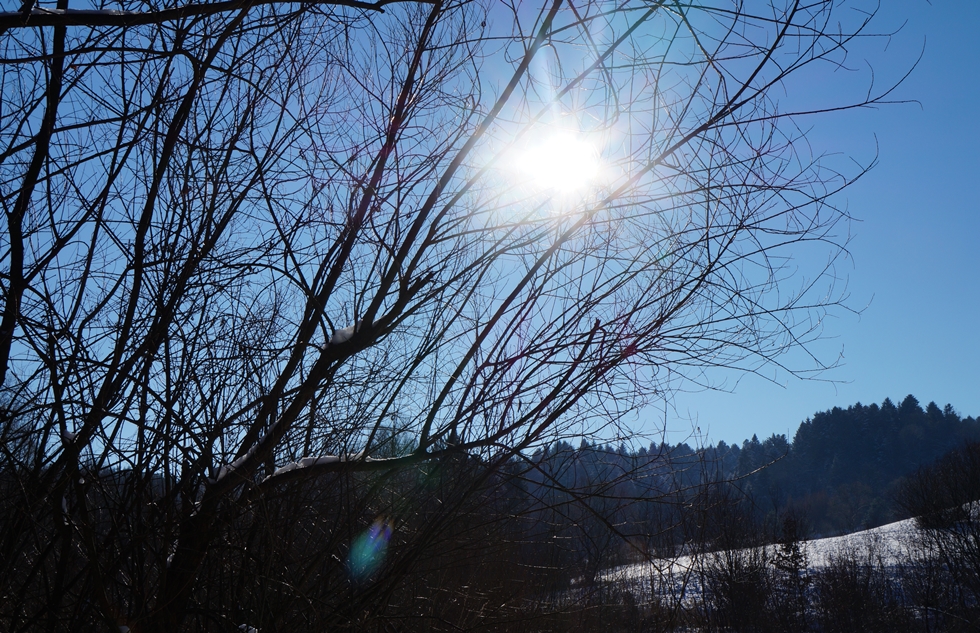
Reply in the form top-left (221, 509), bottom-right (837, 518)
top-left (515, 132), bottom-right (600, 194)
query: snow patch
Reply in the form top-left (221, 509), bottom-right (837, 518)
top-left (805, 517), bottom-right (918, 568)
top-left (596, 516), bottom-right (923, 606)
top-left (61, 429), bottom-right (77, 443)
top-left (264, 452), bottom-right (372, 482)
top-left (329, 319), bottom-right (368, 345)
top-left (215, 445), bottom-right (259, 482)
top-left (214, 445), bottom-right (375, 486)
top-left (270, 455), bottom-right (340, 477)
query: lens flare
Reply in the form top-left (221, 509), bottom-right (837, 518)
top-left (348, 518), bottom-right (393, 580)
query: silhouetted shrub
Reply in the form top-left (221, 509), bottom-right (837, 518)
top-left (813, 540), bottom-right (909, 633)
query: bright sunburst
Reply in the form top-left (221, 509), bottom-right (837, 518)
top-left (514, 132), bottom-right (600, 194)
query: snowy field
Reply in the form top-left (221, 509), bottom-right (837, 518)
top-left (805, 517), bottom-right (919, 568)
top-left (595, 517), bottom-right (921, 605)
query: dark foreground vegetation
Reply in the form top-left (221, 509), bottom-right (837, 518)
top-left (0, 0), bottom-right (916, 628)
top-left (4, 396), bottom-right (980, 632)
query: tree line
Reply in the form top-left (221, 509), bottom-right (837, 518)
top-left (733, 395), bottom-right (980, 535)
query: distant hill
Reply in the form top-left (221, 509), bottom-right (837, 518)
top-left (524, 396), bottom-right (980, 544)
top-left (446, 395), bottom-right (980, 585)
top-left (727, 395), bottom-right (980, 535)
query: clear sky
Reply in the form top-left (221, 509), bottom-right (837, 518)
top-left (661, 0), bottom-right (980, 447)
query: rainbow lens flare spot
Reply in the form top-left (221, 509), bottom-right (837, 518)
top-left (348, 518), bottom-right (393, 580)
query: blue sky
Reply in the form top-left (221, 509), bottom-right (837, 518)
top-left (662, 0), bottom-right (980, 447)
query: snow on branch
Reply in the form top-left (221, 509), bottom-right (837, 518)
top-left (258, 451), bottom-right (432, 486)
top-left (213, 444), bottom-right (259, 482)
top-left (212, 449), bottom-right (379, 486)
top-left (270, 455), bottom-right (341, 476)
top-left (265, 452), bottom-right (369, 481)
top-left (328, 319), bottom-right (369, 346)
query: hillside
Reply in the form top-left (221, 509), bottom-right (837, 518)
top-left (729, 395), bottom-right (980, 534)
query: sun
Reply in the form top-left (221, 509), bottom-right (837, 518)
top-left (514, 132), bottom-right (600, 194)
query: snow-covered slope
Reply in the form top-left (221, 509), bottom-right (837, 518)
top-left (805, 517), bottom-right (918, 568)
top-left (594, 517), bottom-right (922, 605)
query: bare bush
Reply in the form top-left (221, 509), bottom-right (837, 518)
top-left (898, 442), bottom-right (980, 629)
top-left (813, 538), bottom-right (909, 633)
top-left (0, 0), bottom-right (900, 629)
